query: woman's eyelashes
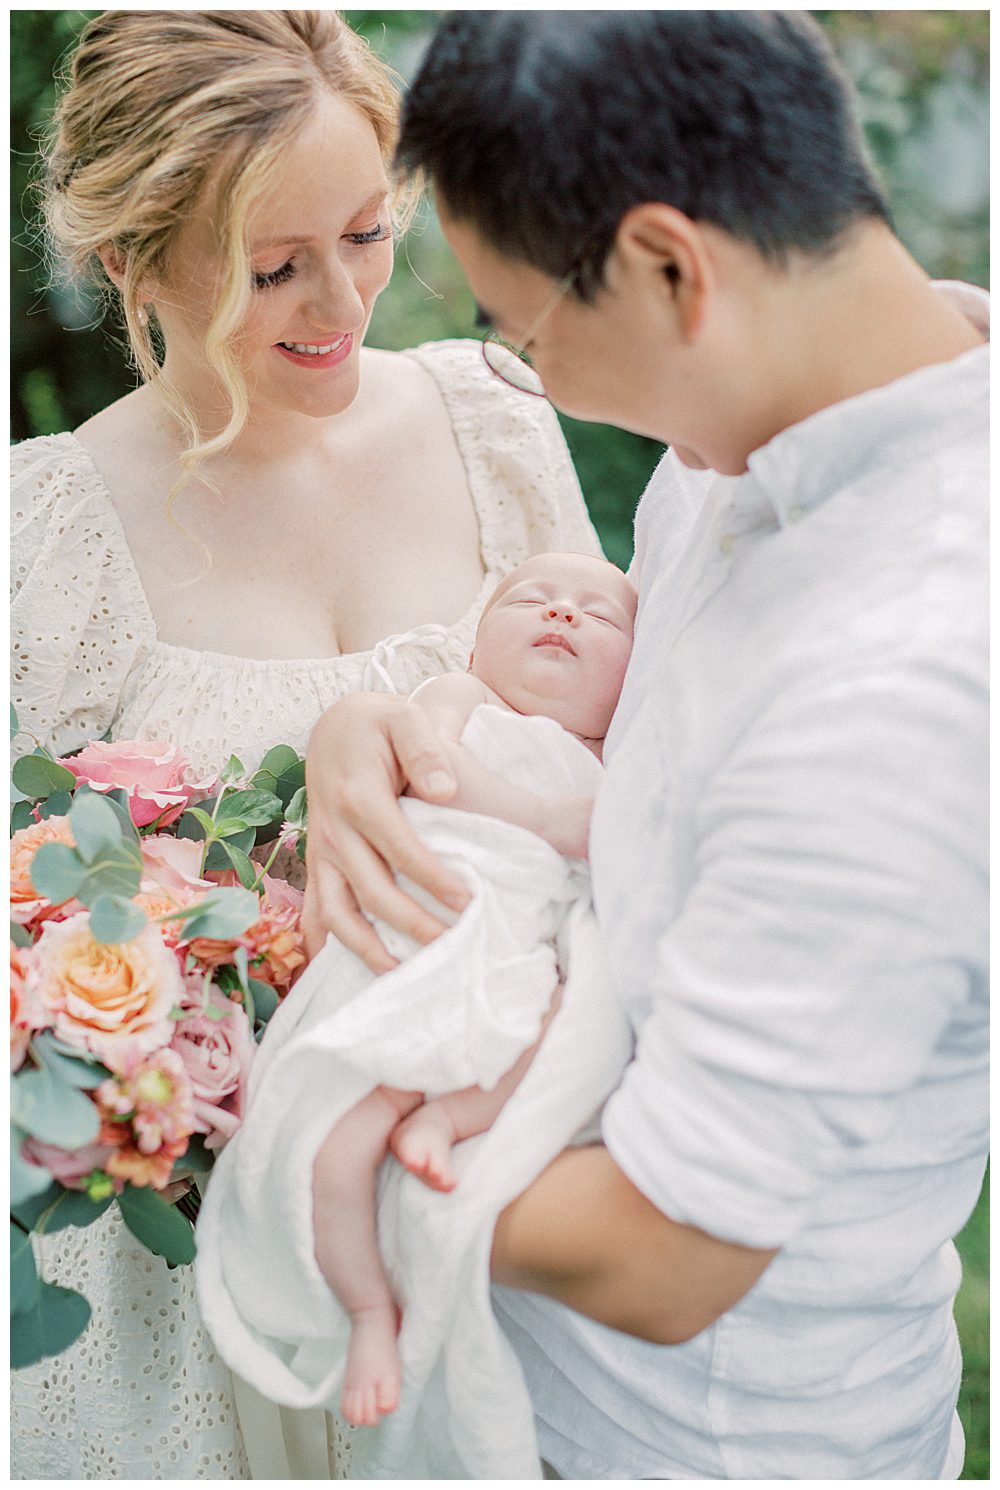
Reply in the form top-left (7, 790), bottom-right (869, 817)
top-left (251, 223), bottom-right (390, 291)
top-left (252, 260), bottom-right (296, 290)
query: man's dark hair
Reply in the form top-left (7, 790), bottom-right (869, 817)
top-left (397, 11), bottom-right (891, 300)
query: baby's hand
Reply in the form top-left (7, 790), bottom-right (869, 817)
top-left (540, 794), bottom-right (594, 860)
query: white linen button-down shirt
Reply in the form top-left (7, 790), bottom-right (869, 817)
top-left (494, 283), bottom-right (988, 1480)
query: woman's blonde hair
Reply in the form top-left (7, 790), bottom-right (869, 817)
top-left (44, 9), bottom-right (407, 483)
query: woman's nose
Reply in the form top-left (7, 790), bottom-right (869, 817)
top-left (305, 263), bottom-right (366, 334)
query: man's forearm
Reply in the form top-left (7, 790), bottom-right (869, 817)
top-left (491, 1144), bottom-right (777, 1345)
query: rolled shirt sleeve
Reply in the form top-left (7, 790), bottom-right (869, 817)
top-left (601, 653), bottom-right (987, 1249)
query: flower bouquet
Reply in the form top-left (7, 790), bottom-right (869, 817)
top-left (10, 712), bottom-right (308, 1368)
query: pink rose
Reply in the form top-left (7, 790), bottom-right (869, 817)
top-left (34, 912), bottom-right (183, 1063)
top-left (59, 740), bottom-right (214, 829)
top-left (170, 984), bottom-right (255, 1151)
top-left (141, 835), bottom-right (214, 896)
top-left (20, 1133), bottom-right (118, 1190)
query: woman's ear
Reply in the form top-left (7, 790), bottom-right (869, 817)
top-left (612, 203), bottom-right (715, 342)
top-left (467, 650), bottom-right (475, 673)
top-left (96, 243), bottom-right (127, 291)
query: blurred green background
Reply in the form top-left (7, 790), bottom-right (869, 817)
top-left (9, 13), bottom-right (989, 1475)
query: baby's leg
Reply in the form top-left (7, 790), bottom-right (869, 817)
top-left (312, 1085), bottom-right (422, 1427)
top-left (391, 983), bottom-right (563, 1192)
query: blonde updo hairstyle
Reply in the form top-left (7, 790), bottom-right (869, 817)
top-left (44, 9), bottom-right (406, 478)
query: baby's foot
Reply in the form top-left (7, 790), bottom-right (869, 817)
top-left (340, 1305), bottom-right (402, 1428)
top-left (390, 1104), bottom-right (458, 1192)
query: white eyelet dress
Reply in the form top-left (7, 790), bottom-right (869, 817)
top-left (10, 339), bottom-right (602, 1481)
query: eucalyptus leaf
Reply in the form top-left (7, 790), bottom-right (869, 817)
top-left (203, 829), bottom-right (255, 872)
top-left (32, 1032), bottom-right (109, 1090)
top-left (28, 1186), bottom-right (115, 1234)
top-left (10, 800), bottom-right (36, 833)
top-left (78, 784), bottom-right (140, 843)
top-left (117, 1186), bottom-right (196, 1266)
top-left (180, 886), bottom-right (260, 941)
top-left (255, 744), bottom-right (300, 779)
top-left (88, 893), bottom-right (149, 945)
top-left (37, 790), bottom-right (74, 821)
top-left (11, 1282), bottom-right (92, 1368)
top-left (11, 1221), bottom-right (40, 1314)
top-left (214, 817), bottom-right (250, 838)
top-left (248, 977), bottom-right (279, 1026)
top-left (11, 753), bottom-right (77, 801)
top-left (186, 807), bottom-right (218, 838)
top-left (11, 1067), bottom-right (101, 1148)
top-left (214, 788), bottom-right (282, 828)
top-left (76, 841), bottom-right (143, 905)
top-left (10, 702), bottom-right (19, 740)
top-left (174, 1133), bottom-right (213, 1175)
top-left (69, 790), bottom-right (124, 861)
top-left (220, 754), bottom-right (246, 784)
top-left (175, 810), bottom-right (206, 842)
top-left (29, 842), bottom-right (86, 904)
top-left (218, 841), bottom-right (257, 888)
top-left (10, 921), bottom-right (32, 949)
top-left (10, 1133), bottom-right (56, 1209)
top-left (284, 786), bottom-right (308, 830)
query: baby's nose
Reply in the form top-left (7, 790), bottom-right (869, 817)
top-left (547, 604), bottom-right (576, 623)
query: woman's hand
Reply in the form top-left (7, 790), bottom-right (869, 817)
top-left (302, 694), bottom-right (472, 971)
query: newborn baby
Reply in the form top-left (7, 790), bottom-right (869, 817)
top-left (312, 552), bottom-right (636, 1428)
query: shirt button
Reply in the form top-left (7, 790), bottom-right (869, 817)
top-left (719, 533), bottom-right (735, 554)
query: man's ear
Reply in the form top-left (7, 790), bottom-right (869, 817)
top-left (611, 203), bottom-right (715, 341)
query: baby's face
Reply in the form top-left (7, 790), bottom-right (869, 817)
top-left (472, 553), bottom-right (636, 738)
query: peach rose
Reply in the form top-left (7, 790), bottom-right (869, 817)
top-left (141, 835), bottom-right (214, 896)
top-left (33, 913), bottom-right (182, 1062)
top-left (59, 740), bottom-right (214, 829)
top-left (170, 984), bottom-right (255, 1150)
top-left (10, 815), bottom-right (77, 928)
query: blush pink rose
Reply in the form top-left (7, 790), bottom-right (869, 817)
top-left (141, 835), bottom-right (214, 896)
top-left (33, 912), bottom-right (183, 1062)
top-left (169, 985), bottom-right (255, 1151)
top-left (59, 740), bottom-right (214, 829)
top-left (20, 1133), bottom-right (119, 1190)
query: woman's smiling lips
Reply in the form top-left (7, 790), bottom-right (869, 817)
top-left (274, 334), bottom-right (353, 369)
top-left (534, 631), bottom-right (576, 656)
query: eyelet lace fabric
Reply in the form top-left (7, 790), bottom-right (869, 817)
top-left (10, 339), bottom-right (601, 1479)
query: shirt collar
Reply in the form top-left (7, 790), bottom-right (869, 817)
top-left (743, 280), bottom-right (989, 528)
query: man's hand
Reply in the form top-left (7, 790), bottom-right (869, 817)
top-left (302, 694), bottom-right (471, 970)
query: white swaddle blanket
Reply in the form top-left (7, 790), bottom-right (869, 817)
top-left (195, 706), bottom-right (632, 1478)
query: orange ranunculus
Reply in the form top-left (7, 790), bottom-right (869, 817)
top-left (187, 871), bottom-right (305, 990)
top-left (33, 913), bottom-right (183, 1063)
top-left (96, 1048), bottom-right (196, 1189)
top-left (11, 939), bottom-right (45, 1071)
top-left (10, 815), bottom-right (77, 928)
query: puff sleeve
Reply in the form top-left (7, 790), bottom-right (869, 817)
top-left (404, 341), bottom-right (604, 565)
top-left (11, 434), bottom-right (155, 755)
